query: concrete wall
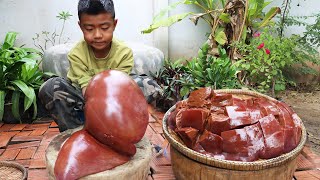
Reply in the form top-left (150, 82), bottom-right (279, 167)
top-left (0, 0), bottom-right (154, 51)
top-left (0, 0), bottom-right (318, 60)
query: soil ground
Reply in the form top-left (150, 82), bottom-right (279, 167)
top-left (280, 86), bottom-right (320, 155)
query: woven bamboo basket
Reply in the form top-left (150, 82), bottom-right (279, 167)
top-left (0, 161), bottom-right (27, 180)
top-left (162, 89), bottom-right (307, 180)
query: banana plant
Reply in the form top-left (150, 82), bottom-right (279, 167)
top-left (0, 32), bottom-right (44, 122)
top-left (142, 0), bottom-right (280, 59)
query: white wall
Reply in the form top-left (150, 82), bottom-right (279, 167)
top-left (0, 0), bottom-right (319, 60)
top-left (0, 0), bottom-right (154, 52)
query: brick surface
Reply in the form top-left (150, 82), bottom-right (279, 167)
top-left (0, 149), bottom-right (20, 160)
top-left (7, 141), bottom-right (41, 150)
top-left (29, 158), bottom-right (46, 169)
top-left (0, 131), bottom-right (20, 137)
top-left (33, 149), bottom-right (46, 160)
top-left (24, 123), bottom-right (51, 130)
top-left (0, 124), bottom-right (15, 132)
top-left (16, 147), bottom-right (37, 160)
top-left (11, 135), bottom-right (43, 142)
top-left (10, 124), bottom-right (27, 131)
top-left (0, 135), bottom-right (12, 148)
top-left (149, 122), bottom-right (163, 134)
top-left (14, 159), bottom-right (31, 168)
top-left (0, 149), bottom-right (5, 155)
top-left (15, 131), bottom-right (32, 137)
top-left (297, 154), bottom-right (316, 170)
top-left (50, 121), bottom-right (58, 128)
top-left (294, 170), bottom-right (320, 180)
top-left (29, 127), bottom-right (48, 136)
top-left (28, 169), bottom-right (49, 180)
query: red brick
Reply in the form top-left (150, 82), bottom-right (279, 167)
top-left (33, 149), bottom-right (46, 160)
top-left (149, 113), bottom-right (157, 123)
top-left (0, 123), bottom-right (3, 127)
top-left (0, 131), bottom-right (20, 137)
top-left (16, 147), bottom-right (37, 160)
top-left (145, 125), bottom-right (155, 139)
top-left (50, 121), bottom-right (58, 128)
top-left (13, 159), bottom-right (31, 168)
top-left (0, 149), bottom-right (5, 155)
top-left (294, 170), bottom-right (320, 180)
top-left (24, 123), bottom-right (51, 130)
top-left (10, 124), bottom-right (27, 131)
top-left (296, 154), bottom-right (316, 170)
top-left (46, 128), bottom-right (59, 133)
top-left (0, 149), bottom-right (20, 160)
top-left (29, 158), bottom-right (47, 169)
top-left (7, 141), bottom-right (41, 150)
top-left (149, 122), bottom-right (163, 134)
top-left (37, 144), bottom-right (50, 152)
top-left (0, 135), bottom-right (12, 148)
top-left (11, 135), bottom-right (43, 142)
top-left (150, 133), bottom-right (165, 146)
top-left (0, 124), bottom-right (15, 132)
top-left (152, 174), bottom-right (176, 180)
top-left (29, 127), bottom-right (48, 136)
top-left (28, 169), bottom-right (49, 180)
top-left (15, 131), bottom-right (32, 137)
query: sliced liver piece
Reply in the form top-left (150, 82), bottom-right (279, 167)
top-left (206, 113), bottom-right (231, 135)
top-left (244, 123), bottom-right (265, 160)
top-left (175, 127), bottom-right (199, 148)
top-left (211, 93), bottom-right (233, 107)
top-left (259, 115), bottom-right (284, 159)
top-left (226, 106), bottom-right (251, 129)
top-left (221, 128), bottom-right (249, 155)
top-left (188, 87), bottom-right (212, 107)
top-left (176, 108), bottom-right (209, 132)
top-left (197, 130), bottom-right (223, 154)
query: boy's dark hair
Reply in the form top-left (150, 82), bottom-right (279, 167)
top-left (78, 0), bottom-right (115, 20)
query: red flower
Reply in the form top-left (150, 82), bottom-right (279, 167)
top-left (257, 42), bottom-right (264, 50)
top-left (265, 48), bottom-right (271, 55)
top-left (253, 32), bottom-right (261, 37)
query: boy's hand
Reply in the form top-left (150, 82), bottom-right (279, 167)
top-left (82, 87), bottom-right (87, 97)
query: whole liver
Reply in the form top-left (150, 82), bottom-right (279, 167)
top-left (46, 127), bottom-right (152, 180)
top-left (42, 42), bottom-right (164, 78)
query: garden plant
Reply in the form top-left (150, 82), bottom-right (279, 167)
top-left (0, 32), bottom-right (46, 123)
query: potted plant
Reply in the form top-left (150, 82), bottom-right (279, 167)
top-left (0, 32), bottom-right (44, 123)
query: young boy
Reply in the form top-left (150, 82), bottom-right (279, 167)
top-left (39, 0), bottom-right (135, 132)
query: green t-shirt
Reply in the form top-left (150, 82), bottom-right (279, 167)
top-left (67, 38), bottom-right (134, 89)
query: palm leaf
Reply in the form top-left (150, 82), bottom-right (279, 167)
top-left (0, 91), bottom-right (5, 121)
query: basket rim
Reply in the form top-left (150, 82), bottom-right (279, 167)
top-left (162, 89), bottom-right (307, 171)
top-left (0, 160), bottom-right (28, 180)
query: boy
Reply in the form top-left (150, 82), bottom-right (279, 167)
top-left (39, 0), bottom-right (136, 132)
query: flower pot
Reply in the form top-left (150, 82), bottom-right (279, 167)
top-left (3, 103), bottom-right (33, 124)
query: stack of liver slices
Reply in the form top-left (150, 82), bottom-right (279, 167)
top-left (168, 88), bottom-right (302, 162)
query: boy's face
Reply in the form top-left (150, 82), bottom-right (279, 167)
top-left (79, 12), bottom-right (117, 54)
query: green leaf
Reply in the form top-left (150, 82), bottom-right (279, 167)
top-left (2, 32), bottom-right (18, 50)
top-left (258, 7), bottom-right (281, 29)
top-left (214, 29), bottom-right (227, 45)
top-left (141, 13), bottom-right (191, 34)
top-left (219, 13), bottom-right (231, 23)
top-left (11, 91), bottom-right (21, 122)
top-left (0, 91), bottom-right (5, 121)
top-left (11, 80), bottom-right (35, 101)
top-left (180, 86), bottom-right (190, 97)
top-left (153, 1), bottom-right (183, 22)
top-left (23, 87), bottom-right (35, 112)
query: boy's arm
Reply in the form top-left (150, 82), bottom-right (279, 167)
top-left (67, 53), bottom-right (92, 91)
top-left (114, 48), bottom-right (134, 74)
